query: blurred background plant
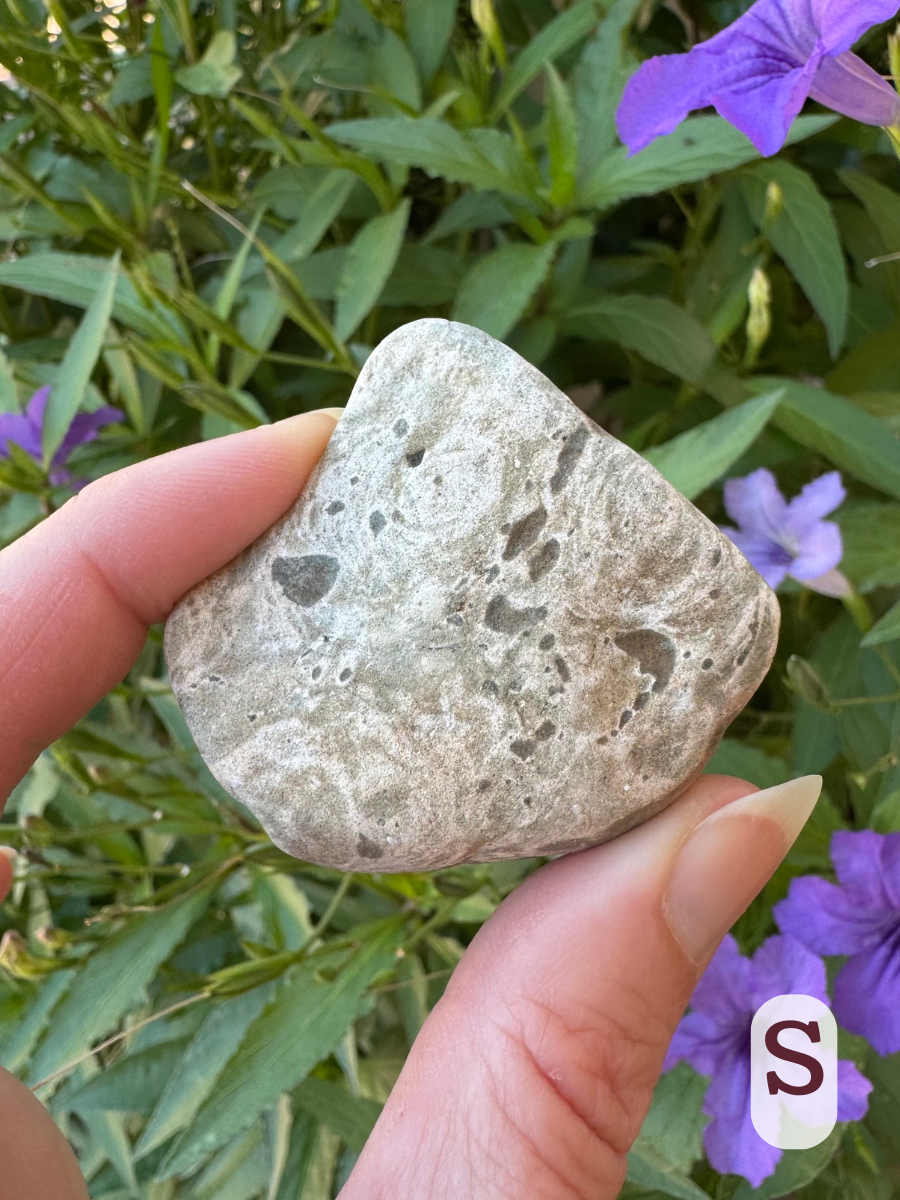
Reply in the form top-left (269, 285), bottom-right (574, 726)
top-left (2, 0), bottom-right (900, 1196)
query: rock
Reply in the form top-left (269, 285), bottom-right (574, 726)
top-left (165, 320), bottom-right (779, 872)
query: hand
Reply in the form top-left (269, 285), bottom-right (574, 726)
top-left (0, 413), bottom-right (819, 1199)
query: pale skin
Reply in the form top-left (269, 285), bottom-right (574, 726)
top-left (0, 411), bottom-right (820, 1199)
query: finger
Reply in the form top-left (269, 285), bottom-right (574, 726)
top-left (0, 411), bottom-right (340, 803)
top-left (342, 774), bottom-right (822, 1200)
top-left (0, 845), bottom-right (13, 900)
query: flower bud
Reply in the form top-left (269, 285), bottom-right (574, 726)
top-left (745, 267), bottom-right (772, 367)
top-left (786, 655), bottom-right (833, 711)
top-left (762, 181), bottom-right (784, 228)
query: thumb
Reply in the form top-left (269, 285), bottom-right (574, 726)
top-left (0, 847), bottom-right (89, 1199)
top-left (342, 773), bottom-right (821, 1200)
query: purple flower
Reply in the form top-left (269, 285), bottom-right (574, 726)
top-left (616, 0), bottom-right (900, 158)
top-left (721, 468), bottom-right (848, 595)
top-left (665, 934), bottom-right (872, 1186)
top-left (776, 831), bottom-right (900, 1056)
top-left (0, 386), bottom-right (123, 487)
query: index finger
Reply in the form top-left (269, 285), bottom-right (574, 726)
top-left (0, 411), bottom-right (340, 804)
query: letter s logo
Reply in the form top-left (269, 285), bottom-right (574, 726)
top-left (751, 996), bottom-right (837, 1150)
top-left (765, 1020), bottom-right (824, 1096)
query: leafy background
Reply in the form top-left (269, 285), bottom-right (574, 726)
top-left (1, 0), bottom-right (900, 1196)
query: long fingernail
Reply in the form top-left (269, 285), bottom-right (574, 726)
top-left (310, 407), bottom-right (345, 421)
top-left (664, 776), bottom-right (822, 966)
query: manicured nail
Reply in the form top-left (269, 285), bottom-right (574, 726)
top-left (664, 776), bottom-right (822, 966)
top-left (310, 406), bottom-right (345, 421)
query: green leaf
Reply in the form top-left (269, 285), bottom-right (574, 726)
top-left (731, 1127), bottom-right (842, 1199)
top-left (0, 253), bottom-right (182, 343)
top-left (0, 346), bottom-right (17, 413)
top-left (274, 1118), bottom-right (341, 1200)
top-left (751, 377), bottom-right (900, 501)
top-left (741, 161), bottom-right (847, 358)
top-left (838, 502), bottom-right (900, 592)
top-left (327, 118), bottom-right (537, 200)
top-left (270, 170), bottom-right (356, 264)
top-left (160, 919), bottom-right (403, 1177)
top-left (644, 390), bottom-right (782, 500)
top-left (863, 599), bottom-right (900, 647)
top-left (580, 115), bottom-right (836, 209)
top-left (839, 169), bottom-right (900, 255)
top-left (26, 885), bottom-right (213, 1089)
top-left (452, 241), bottom-right (555, 340)
top-left (571, 0), bottom-right (642, 181)
top-left (41, 249), bottom-right (120, 466)
top-left (565, 295), bottom-right (717, 385)
top-left (0, 971), bottom-right (73, 1074)
top-left (632, 1064), bottom-right (708, 1176)
top-left (292, 1078), bottom-right (383, 1152)
top-left (626, 1147), bottom-right (711, 1199)
top-left (545, 65), bottom-right (577, 209)
top-left (176, 30), bottom-right (242, 98)
top-left (135, 987), bottom-right (273, 1158)
top-left (406, 0), bottom-right (456, 83)
top-left (706, 739), bottom-right (790, 789)
top-left (490, 0), bottom-right (604, 119)
top-left (368, 28), bottom-right (422, 112)
top-left (60, 1040), bottom-right (187, 1113)
top-left (334, 199), bottom-right (410, 341)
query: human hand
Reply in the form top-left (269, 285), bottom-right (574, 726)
top-left (0, 412), bottom-right (820, 1199)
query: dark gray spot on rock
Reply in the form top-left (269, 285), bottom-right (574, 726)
top-left (523, 796), bottom-right (532, 806)
top-left (350, 475), bottom-right (360, 484)
top-left (434, 475), bottom-right (443, 485)
top-left (393, 418), bottom-right (409, 437)
top-left (554, 655), bottom-right (571, 683)
top-left (209, 674), bottom-right (223, 683)
top-left (736, 651), bottom-right (748, 665)
top-left (619, 710), bottom-right (633, 728)
top-left (634, 691), bottom-right (650, 711)
top-left (485, 565), bottom-right (500, 582)
top-left (392, 509), bottom-right (405, 523)
top-left (550, 424), bottom-right (589, 494)
top-left (702, 658), bottom-right (714, 670)
top-left (502, 504), bottom-right (547, 560)
top-left (528, 538), bottom-right (560, 582)
top-left (369, 511), bottom-right (387, 536)
top-left (482, 679), bottom-right (499, 697)
top-left (248, 714), bottom-right (257, 722)
top-left (447, 613), bottom-right (464, 627)
top-left (326, 500), bottom-right (345, 515)
top-left (539, 633), bottom-right (556, 650)
top-left (510, 738), bottom-right (536, 760)
top-left (535, 720), bottom-right (556, 741)
top-left (312, 666), bottom-right (322, 679)
top-left (357, 834), bottom-right (383, 859)
top-left (709, 588), bottom-right (721, 599)
top-left (272, 555), bottom-right (340, 607)
top-left (406, 448), bottom-right (425, 467)
top-left (484, 595), bottom-right (548, 634)
top-left (477, 778), bottom-right (492, 793)
top-left (683, 650), bottom-right (691, 659)
top-left (711, 548), bottom-right (722, 566)
top-left (615, 630), bottom-right (676, 693)
top-left (339, 668), bottom-right (352, 682)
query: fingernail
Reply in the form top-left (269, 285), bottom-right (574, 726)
top-left (0, 845), bottom-right (16, 870)
top-left (309, 407), bottom-right (345, 422)
top-left (664, 776), bottom-right (822, 966)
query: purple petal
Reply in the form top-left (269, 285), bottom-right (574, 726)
top-left (711, 57), bottom-right (821, 157)
top-left (804, 568), bottom-right (852, 598)
top-left (750, 935), bottom-right (829, 1007)
top-left (784, 472), bottom-right (845, 531)
top-left (789, 520), bottom-right (843, 581)
top-left (812, 0), bottom-right (900, 58)
top-left (723, 469), bottom-right (788, 540)
top-left (690, 934), bottom-right (756, 1018)
top-left (0, 412), bottom-right (38, 460)
top-left (832, 831), bottom-right (895, 904)
top-left (25, 385), bottom-right (51, 427)
top-left (703, 1057), bottom-right (782, 1187)
top-left (811, 51), bottom-right (900, 127)
top-left (878, 834), bottom-right (900, 911)
top-left (664, 1009), bottom-right (738, 1077)
top-left (834, 933), bottom-right (900, 1056)
top-left (54, 405), bottom-right (124, 466)
top-left (720, 528), bottom-right (792, 589)
top-left (837, 1059), bottom-right (873, 1122)
top-left (775, 875), bottom-right (892, 955)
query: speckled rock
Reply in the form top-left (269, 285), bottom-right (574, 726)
top-left (165, 320), bottom-right (779, 872)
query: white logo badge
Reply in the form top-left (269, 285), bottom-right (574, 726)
top-left (750, 994), bottom-right (838, 1150)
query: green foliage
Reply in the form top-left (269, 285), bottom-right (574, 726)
top-left (1, 1), bottom-right (900, 1196)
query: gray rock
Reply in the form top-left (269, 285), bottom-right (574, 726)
top-left (165, 320), bottom-right (779, 872)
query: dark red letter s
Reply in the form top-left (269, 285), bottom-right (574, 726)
top-left (766, 1020), bottom-right (824, 1096)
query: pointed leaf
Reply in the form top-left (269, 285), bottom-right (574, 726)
top-left (27, 885), bottom-right (213, 1088)
top-left (644, 390), bottom-right (782, 500)
top-left (545, 65), bottom-right (577, 209)
top-left (863, 599), bottom-right (900, 647)
top-left (406, 0), bottom-right (456, 83)
top-left (571, 0), bottom-right (642, 180)
top-left (160, 919), bottom-right (403, 1177)
top-left (42, 250), bottom-right (120, 465)
top-left (291, 1078), bottom-right (383, 1152)
top-left (452, 241), bottom-right (555, 340)
top-left (335, 200), bottom-right (410, 342)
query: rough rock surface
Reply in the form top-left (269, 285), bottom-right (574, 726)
top-left (166, 320), bottom-right (779, 871)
